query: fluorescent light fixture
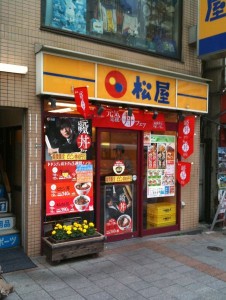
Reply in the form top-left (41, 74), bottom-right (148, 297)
top-left (48, 101), bottom-right (77, 108)
top-left (48, 108), bottom-right (74, 113)
top-left (0, 63), bottom-right (28, 74)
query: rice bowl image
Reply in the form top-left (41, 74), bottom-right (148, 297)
top-left (117, 214), bottom-right (131, 230)
top-left (74, 182), bottom-right (91, 195)
top-left (73, 195), bottom-right (90, 211)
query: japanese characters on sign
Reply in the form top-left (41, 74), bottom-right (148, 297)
top-left (145, 135), bottom-right (176, 198)
top-left (93, 107), bottom-right (165, 131)
top-left (44, 117), bottom-right (93, 216)
top-left (45, 117), bottom-right (92, 161)
top-left (176, 161), bottom-right (191, 187)
top-left (46, 160), bottom-right (94, 216)
top-left (39, 53), bottom-right (208, 113)
top-left (198, 0), bottom-right (226, 58)
top-left (177, 116), bottom-right (195, 159)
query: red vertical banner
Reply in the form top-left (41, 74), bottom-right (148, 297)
top-left (177, 136), bottom-right (194, 159)
top-left (74, 87), bottom-right (90, 118)
top-left (178, 116), bottom-right (195, 139)
top-left (176, 161), bottom-right (191, 186)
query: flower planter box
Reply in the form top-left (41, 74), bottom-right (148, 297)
top-left (42, 232), bottom-right (105, 264)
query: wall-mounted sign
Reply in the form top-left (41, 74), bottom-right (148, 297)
top-left (36, 53), bottom-right (209, 113)
top-left (46, 160), bottom-right (94, 216)
top-left (198, 0), bottom-right (226, 58)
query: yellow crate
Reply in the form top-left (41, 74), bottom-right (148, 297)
top-left (147, 202), bottom-right (176, 216)
top-left (147, 221), bottom-right (176, 228)
top-left (147, 214), bottom-right (176, 225)
top-left (147, 213), bottom-right (176, 223)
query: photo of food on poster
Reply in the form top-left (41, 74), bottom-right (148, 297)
top-left (104, 184), bottom-right (133, 236)
top-left (44, 116), bottom-right (92, 161)
top-left (46, 160), bottom-right (93, 216)
top-left (147, 135), bottom-right (175, 198)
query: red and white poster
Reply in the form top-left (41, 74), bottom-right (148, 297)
top-left (93, 107), bottom-right (165, 131)
top-left (46, 160), bottom-right (94, 216)
top-left (74, 86), bottom-right (90, 118)
top-left (178, 115), bottom-right (195, 139)
top-left (104, 184), bottom-right (133, 236)
top-left (176, 161), bottom-right (191, 186)
top-left (177, 136), bottom-right (194, 159)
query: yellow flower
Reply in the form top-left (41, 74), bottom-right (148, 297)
top-left (83, 220), bottom-right (88, 224)
top-left (73, 227), bottom-right (77, 231)
top-left (67, 230), bottom-right (72, 235)
top-left (83, 229), bottom-right (87, 233)
top-left (89, 222), bottom-right (94, 227)
top-left (57, 224), bottom-right (62, 229)
top-left (84, 225), bottom-right (88, 229)
top-left (52, 230), bottom-right (56, 235)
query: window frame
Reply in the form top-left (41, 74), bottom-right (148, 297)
top-left (40, 0), bottom-right (183, 61)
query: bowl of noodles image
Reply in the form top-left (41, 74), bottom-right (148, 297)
top-left (117, 214), bottom-right (131, 230)
top-left (73, 195), bottom-right (90, 211)
top-left (74, 182), bottom-right (91, 196)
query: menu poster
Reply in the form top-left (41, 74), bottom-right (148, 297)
top-left (147, 135), bottom-right (175, 198)
top-left (104, 184), bottom-right (133, 236)
top-left (46, 160), bottom-right (93, 216)
top-left (44, 116), bottom-right (92, 161)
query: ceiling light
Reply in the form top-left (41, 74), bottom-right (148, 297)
top-left (127, 108), bottom-right (133, 117)
top-left (0, 63), bottom-right (28, 74)
top-left (97, 105), bottom-right (104, 115)
top-left (178, 112), bottom-right (185, 121)
top-left (48, 108), bottom-right (74, 113)
top-left (48, 101), bottom-right (77, 108)
top-left (152, 111), bottom-right (158, 120)
top-left (49, 98), bottom-right (56, 108)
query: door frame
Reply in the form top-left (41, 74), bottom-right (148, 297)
top-left (95, 127), bottom-right (143, 242)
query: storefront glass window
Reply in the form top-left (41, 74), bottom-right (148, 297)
top-left (41, 0), bottom-right (182, 59)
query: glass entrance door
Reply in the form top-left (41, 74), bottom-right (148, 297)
top-left (96, 129), bottom-right (139, 241)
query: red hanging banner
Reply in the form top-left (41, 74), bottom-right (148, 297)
top-left (178, 136), bottom-right (194, 159)
top-left (176, 161), bottom-right (191, 186)
top-left (74, 87), bottom-right (90, 118)
top-left (178, 115), bottom-right (195, 139)
top-left (92, 107), bottom-right (166, 131)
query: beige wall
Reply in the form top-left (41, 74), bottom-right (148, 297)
top-left (0, 0), bottom-right (201, 256)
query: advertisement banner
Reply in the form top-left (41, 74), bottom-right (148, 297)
top-left (146, 135), bottom-right (176, 198)
top-left (177, 136), bottom-right (194, 159)
top-left (178, 115), bottom-right (195, 139)
top-left (176, 161), bottom-right (191, 186)
top-left (46, 160), bottom-right (94, 216)
top-left (93, 107), bottom-right (165, 131)
top-left (74, 86), bottom-right (90, 118)
top-left (104, 184), bottom-right (133, 236)
top-left (44, 117), bottom-right (92, 161)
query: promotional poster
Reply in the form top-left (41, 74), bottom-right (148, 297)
top-left (104, 184), bottom-right (133, 236)
top-left (146, 135), bottom-right (175, 198)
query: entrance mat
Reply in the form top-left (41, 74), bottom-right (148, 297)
top-left (0, 247), bottom-right (37, 273)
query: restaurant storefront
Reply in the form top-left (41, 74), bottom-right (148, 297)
top-left (37, 48), bottom-right (209, 242)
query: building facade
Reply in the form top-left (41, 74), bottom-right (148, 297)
top-left (0, 1), bottom-right (208, 256)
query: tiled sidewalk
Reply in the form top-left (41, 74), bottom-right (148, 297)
top-left (3, 230), bottom-right (226, 300)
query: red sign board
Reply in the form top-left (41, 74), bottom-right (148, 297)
top-left (92, 107), bottom-right (165, 131)
top-left (46, 160), bottom-right (93, 216)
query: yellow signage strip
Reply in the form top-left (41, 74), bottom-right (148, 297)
top-left (37, 53), bottom-right (208, 113)
top-left (105, 175), bottom-right (133, 183)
